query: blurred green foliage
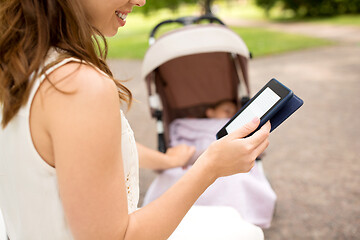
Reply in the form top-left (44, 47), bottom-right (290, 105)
top-left (255, 0), bottom-right (360, 17)
top-left (139, 0), bottom-right (197, 14)
top-left (138, 0), bottom-right (217, 14)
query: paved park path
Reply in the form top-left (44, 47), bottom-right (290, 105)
top-left (225, 18), bottom-right (360, 44)
top-left (108, 20), bottom-right (360, 240)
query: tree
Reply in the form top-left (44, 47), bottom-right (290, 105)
top-left (200, 0), bottom-right (216, 15)
top-left (255, 0), bottom-right (360, 17)
top-left (255, 0), bottom-right (277, 17)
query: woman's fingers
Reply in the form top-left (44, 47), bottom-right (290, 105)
top-left (199, 119), bottom-right (271, 178)
top-left (253, 135), bottom-right (270, 160)
top-left (227, 117), bottom-right (260, 140)
top-left (247, 121), bottom-right (271, 147)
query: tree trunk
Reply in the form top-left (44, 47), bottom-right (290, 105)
top-left (203, 0), bottom-right (214, 15)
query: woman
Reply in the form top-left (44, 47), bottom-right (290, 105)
top-left (0, 0), bottom-right (271, 239)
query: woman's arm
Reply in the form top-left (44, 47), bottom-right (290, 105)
top-left (125, 117), bottom-right (270, 239)
top-left (44, 64), bottom-right (129, 239)
top-left (137, 143), bottom-right (195, 170)
top-left (44, 63), bottom-right (270, 240)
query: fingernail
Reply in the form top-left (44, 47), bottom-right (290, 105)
top-left (252, 117), bottom-right (259, 123)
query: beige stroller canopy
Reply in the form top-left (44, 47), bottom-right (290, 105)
top-left (141, 24), bottom-right (250, 80)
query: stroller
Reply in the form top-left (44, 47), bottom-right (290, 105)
top-left (141, 15), bottom-right (276, 229)
top-left (141, 15), bottom-right (251, 153)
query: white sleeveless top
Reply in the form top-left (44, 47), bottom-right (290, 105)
top-left (0, 51), bottom-right (139, 239)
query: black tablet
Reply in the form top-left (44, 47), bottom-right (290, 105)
top-left (216, 78), bottom-right (293, 139)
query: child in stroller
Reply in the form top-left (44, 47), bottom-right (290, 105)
top-left (205, 99), bottom-right (237, 119)
top-left (141, 15), bottom-right (276, 228)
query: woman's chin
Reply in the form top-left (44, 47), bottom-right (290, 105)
top-left (105, 30), bottom-right (118, 37)
top-left (102, 27), bottom-right (119, 38)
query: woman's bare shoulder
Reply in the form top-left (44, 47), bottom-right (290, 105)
top-left (40, 61), bottom-right (121, 126)
top-left (45, 61), bottom-right (117, 97)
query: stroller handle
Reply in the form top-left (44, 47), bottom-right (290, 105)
top-left (193, 14), bottom-right (225, 25)
top-left (149, 14), bottom-right (225, 45)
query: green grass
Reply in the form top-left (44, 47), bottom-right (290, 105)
top-left (231, 27), bottom-right (333, 57)
top-left (105, 1), bottom-right (351, 59)
top-left (106, 16), bottom-right (333, 59)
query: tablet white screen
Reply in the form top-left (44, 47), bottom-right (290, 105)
top-left (226, 87), bottom-right (280, 133)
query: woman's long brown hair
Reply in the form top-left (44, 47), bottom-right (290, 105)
top-left (0, 0), bottom-right (132, 128)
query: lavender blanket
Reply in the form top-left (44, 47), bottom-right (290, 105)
top-left (169, 118), bottom-right (229, 165)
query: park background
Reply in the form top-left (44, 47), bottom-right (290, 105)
top-left (107, 0), bottom-right (360, 239)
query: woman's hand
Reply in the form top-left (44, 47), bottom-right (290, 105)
top-left (196, 117), bottom-right (271, 179)
top-left (164, 144), bottom-right (196, 168)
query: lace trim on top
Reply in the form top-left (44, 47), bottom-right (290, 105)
top-left (120, 110), bottom-right (139, 213)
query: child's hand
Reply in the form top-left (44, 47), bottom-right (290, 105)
top-left (197, 117), bottom-right (270, 179)
top-left (165, 144), bottom-right (196, 168)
